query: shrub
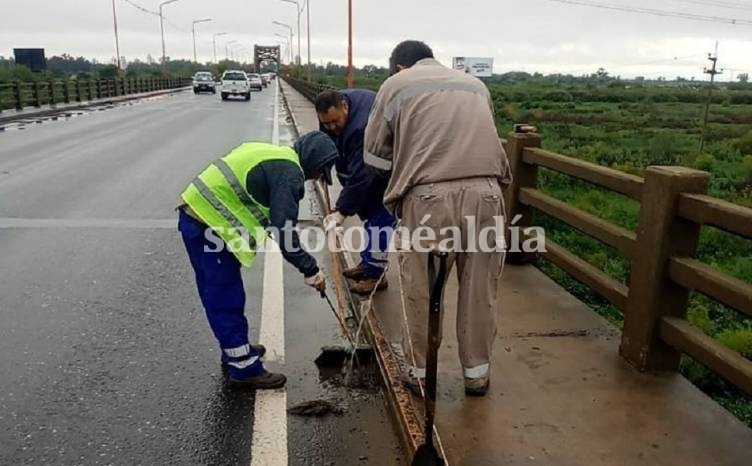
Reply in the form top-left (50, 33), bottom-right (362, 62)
top-left (693, 153), bottom-right (716, 172)
top-left (735, 130), bottom-right (752, 155)
top-left (742, 155), bottom-right (752, 183)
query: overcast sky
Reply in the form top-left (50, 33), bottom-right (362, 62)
top-left (1, 0), bottom-right (751, 79)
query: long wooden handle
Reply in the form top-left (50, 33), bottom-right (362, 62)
top-left (319, 181), bottom-right (349, 337)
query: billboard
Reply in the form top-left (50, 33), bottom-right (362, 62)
top-left (14, 48), bottom-right (46, 72)
top-left (452, 57), bottom-right (493, 78)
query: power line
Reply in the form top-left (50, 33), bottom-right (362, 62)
top-left (122, 0), bottom-right (188, 33)
top-left (541, 0), bottom-right (752, 25)
top-left (670, 0), bottom-right (752, 12)
top-left (122, 0), bottom-right (158, 16)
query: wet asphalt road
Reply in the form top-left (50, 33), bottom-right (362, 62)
top-left (0, 85), bottom-right (404, 465)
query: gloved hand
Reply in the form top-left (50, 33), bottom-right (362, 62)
top-left (305, 271), bottom-right (327, 293)
top-left (324, 211), bottom-right (346, 232)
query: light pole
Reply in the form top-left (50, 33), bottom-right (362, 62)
top-left (347, 0), bottom-right (353, 88)
top-left (159, 0), bottom-right (181, 73)
top-left (306, 0), bottom-right (311, 81)
top-left (232, 45), bottom-right (245, 64)
top-left (226, 40), bottom-right (238, 61)
top-left (192, 18), bottom-right (212, 63)
top-left (274, 33), bottom-right (292, 64)
top-left (212, 32), bottom-right (227, 63)
top-left (273, 21), bottom-right (294, 66)
top-left (111, 0), bottom-right (122, 73)
top-left (280, 0), bottom-right (301, 66)
top-left (275, 40), bottom-right (288, 68)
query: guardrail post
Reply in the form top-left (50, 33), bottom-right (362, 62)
top-left (74, 80), bottom-right (82, 102)
top-left (48, 81), bottom-right (56, 106)
top-left (62, 80), bottom-right (70, 104)
top-left (32, 81), bottom-right (41, 107)
top-left (620, 166), bottom-right (710, 372)
top-left (14, 81), bottom-right (23, 110)
top-left (121, 79), bottom-right (126, 95)
top-left (504, 130), bottom-right (542, 264)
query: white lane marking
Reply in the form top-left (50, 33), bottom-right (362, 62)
top-left (0, 218), bottom-right (176, 229)
top-left (272, 79), bottom-right (280, 145)
top-left (250, 79), bottom-right (287, 466)
top-left (250, 243), bottom-right (287, 466)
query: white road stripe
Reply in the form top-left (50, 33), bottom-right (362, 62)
top-left (272, 79), bottom-right (280, 146)
top-left (250, 79), bottom-right (288, 466)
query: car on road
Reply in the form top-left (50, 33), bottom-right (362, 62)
top-left (221, 70), bottom-right (251, 101)
top-left (192, 71), bottom-right (216, 94)
top-left (260, 74), bottom-right (269, 88)
top-left (247, 73), bottom-right (264, 91)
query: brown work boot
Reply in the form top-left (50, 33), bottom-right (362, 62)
top-left (464, 375), bottom-right (490, 397)
top-left (229, 371), bottom-right (287, 390)
top-left (349, 277), bottom-right (388, 295)
top-left (343, 263), bottom-right (367, 281)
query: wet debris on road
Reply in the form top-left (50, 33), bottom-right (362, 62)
top-left (288, 399), bottom-right (346, 417)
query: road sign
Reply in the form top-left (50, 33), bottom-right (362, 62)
top-left (452, 57), bottom-right (493, 77)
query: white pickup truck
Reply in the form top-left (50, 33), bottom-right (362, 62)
top-left (220, 70), bottom-right (251, 101)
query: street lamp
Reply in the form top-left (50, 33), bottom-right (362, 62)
top-left (279, 0), bottom-right (301, 66)
top-left (226, 40), bottom-right (238, 61)
top-left (159, 0), bottom-right (181, 72)
top-left (306, 0), bottom-right (311, 81)
top-left (347, 0), bottom-right (353, 88)
top-left (273, 20), bottom-right (294, 66)
top-left (192, 18), bottom-right (212, 63)
top-left (274, 33), bottom-right (292, 64)
top-left (111, 0), bottom-right (122, 73)
top-left (212, 32), bottom-right (227, 63)
top-left (232, 45), bottom-right (245, 63)
top-left (275, 40), bottom-right (288, 66)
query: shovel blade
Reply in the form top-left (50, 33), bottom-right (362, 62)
top-left (411, 444), bottom-right (445, 466)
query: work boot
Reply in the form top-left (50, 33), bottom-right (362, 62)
top-left (343, 263), bottom-right (367, 281)
top-left (229, 371), bottom-right (287, 390)
top-left (464, 375), bottom-right (490, 397)
top-left (402, 368), bottom-right (425, 398)
top-left (349, 277), bottom-right (388, 295)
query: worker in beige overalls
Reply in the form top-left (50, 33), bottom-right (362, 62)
top-left (364, 41), bottom-right (512, 396)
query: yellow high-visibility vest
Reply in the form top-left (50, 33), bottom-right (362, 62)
top-left (181, 142), bottom-right (301, 267)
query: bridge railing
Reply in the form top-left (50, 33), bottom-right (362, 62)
top-left (284, 77), bottom-right (334, 103)
top-left (0, 77), bottom-right (192, 113)
top-left (504, 131), bottom-right (752, 396)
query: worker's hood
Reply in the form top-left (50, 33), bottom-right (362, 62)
top-left (293, 131), bottom-right (338, 185)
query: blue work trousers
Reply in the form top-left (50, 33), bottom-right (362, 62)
top-left (178, 210), bottom-right (264, 379)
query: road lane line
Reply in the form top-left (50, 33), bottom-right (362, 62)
top-left (250, 78), bottom-right (287, 466)
top-left (272, 80), bottom-right (280, 145)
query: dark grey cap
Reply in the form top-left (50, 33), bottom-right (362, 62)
top-left (293, 131), bottom-right (338, 185)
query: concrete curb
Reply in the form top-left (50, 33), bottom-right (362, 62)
top-left (0, 87), bottom-right (191, 126)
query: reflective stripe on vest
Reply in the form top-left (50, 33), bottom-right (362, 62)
top-left (212, 158), bottom-right (269, 229)
top-left (180, 143), bottom-right (302, 268)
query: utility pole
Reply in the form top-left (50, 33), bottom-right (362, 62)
top-left (213, 32), bottom-right (227, 64)
top-left (159, 0), bottom-right (180, 75)
top-left (306, 0), bottom-right (312, 81)
top-left (111, 0), bottom-right (122, 73)
top-left (700, 42), bottom-right (723, 152)
top-left (347, 0), bottom-right (353, 88)
top-left (192, 18), bottom-right (212, 63)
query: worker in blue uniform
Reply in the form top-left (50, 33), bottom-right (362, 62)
top-left (178, 131), bottom-right (337, 389)
top-left (315, 89), bottom-right (396, 295)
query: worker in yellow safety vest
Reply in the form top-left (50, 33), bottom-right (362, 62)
top-left (177, 131), bottom-right (337, 389)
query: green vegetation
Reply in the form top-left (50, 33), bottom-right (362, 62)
top-left (494, 79), bottom-right (752, 426)
top-left (311, 69), bottom-right (752, 426)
